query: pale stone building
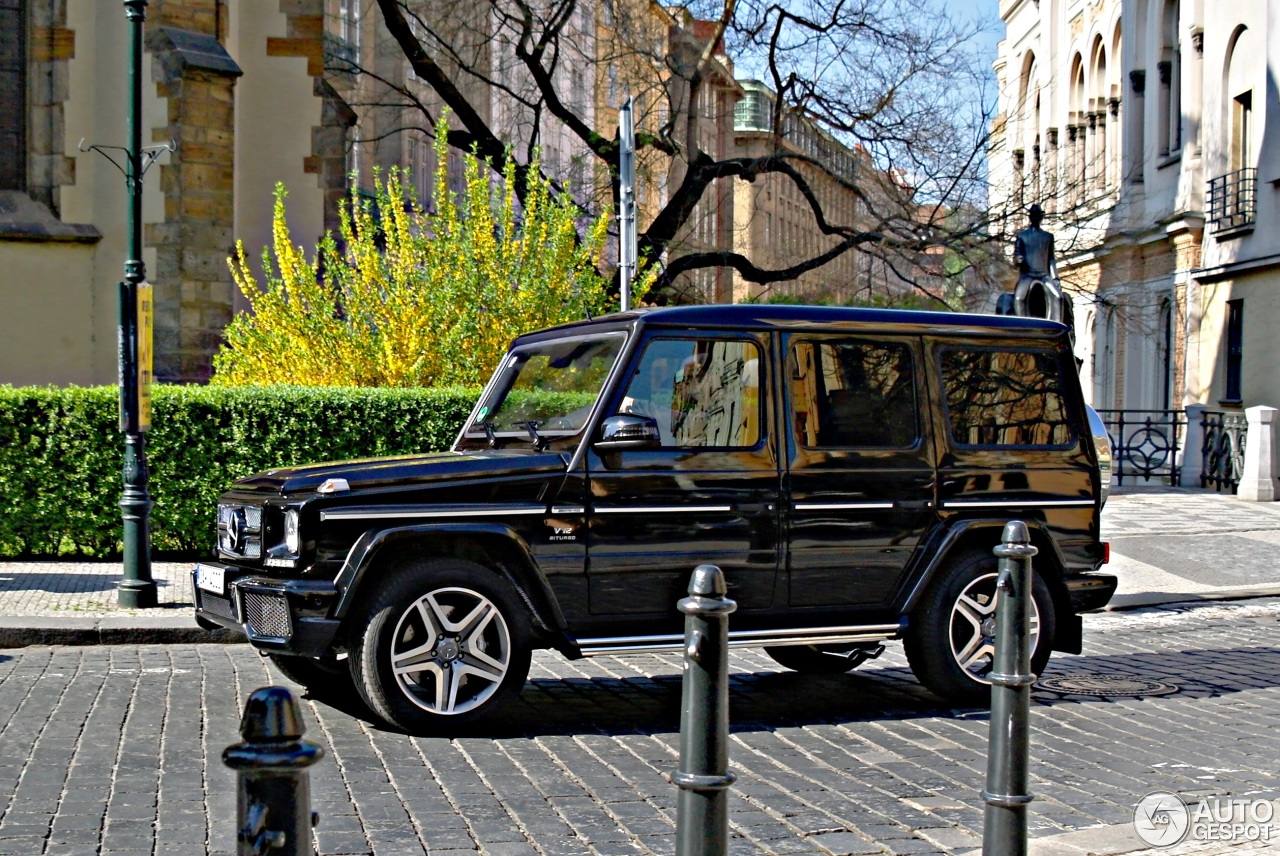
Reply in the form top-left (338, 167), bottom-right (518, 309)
top-left (0, 0), bottom-right (358, 385)
top-left (990, 0), bottom-right (1279, 415)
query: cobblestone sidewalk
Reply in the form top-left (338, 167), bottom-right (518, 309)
top-left (0, 598), bottom-right (1277, 856)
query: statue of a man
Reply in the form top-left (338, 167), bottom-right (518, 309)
top-left (1012, 203), bottom-right (1066, 322)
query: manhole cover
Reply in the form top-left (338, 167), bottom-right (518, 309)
top-left (1035, 674), bottom-right (1179, 697)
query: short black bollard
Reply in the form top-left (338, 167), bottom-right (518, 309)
top-left (223, 686), bottom-right (324, 856)
top-left (673, 564), bottom-right (738, 856)
top-left (982, 521), bottom-right (1038, 856)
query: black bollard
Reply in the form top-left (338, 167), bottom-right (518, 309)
top-left (982, 521), bottom-right (1038, 856)
top-left (673, 564), bottom-right (738, 856)
top-left (223, 686), bottom-right (324, 856)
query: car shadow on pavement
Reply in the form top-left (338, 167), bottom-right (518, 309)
top-left (295, 644), bottom-right (1280, 738)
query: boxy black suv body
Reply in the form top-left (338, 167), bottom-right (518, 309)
top-left (194, 304), bottom-right (1115, 730)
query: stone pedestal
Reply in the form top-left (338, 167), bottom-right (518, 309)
top-left (1237, 406), bottom-right (1279, 502)
top-left (1180, 403), bottom-right (1209, 487)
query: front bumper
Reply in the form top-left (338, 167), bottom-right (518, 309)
top-left (192, 562), bottom-right (342, 657)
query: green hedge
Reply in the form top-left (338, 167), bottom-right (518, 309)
top-left (0, 385), bottom-right (482, 558)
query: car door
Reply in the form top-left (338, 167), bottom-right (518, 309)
top-left (584, 331), bottom-right (781, 617)
top-left (783, 333), bottom-right (938, 608)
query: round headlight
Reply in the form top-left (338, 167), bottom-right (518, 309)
top-left (284, 509), bottom-right (301, 555)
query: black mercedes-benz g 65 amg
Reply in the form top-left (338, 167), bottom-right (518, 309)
top-left (194, 304), bottom-right (1115, 731)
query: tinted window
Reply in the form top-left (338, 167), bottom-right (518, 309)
top-left (941, 348), bottom-right (1072, 447)
top-left (618, 338), bottom-right (760, 448)
top-left (790, 340), bottom-right (918, 448)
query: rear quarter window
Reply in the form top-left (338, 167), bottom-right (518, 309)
top-left (939, 347), bottom-right (1074, 448)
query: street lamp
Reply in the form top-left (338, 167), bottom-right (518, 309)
top-left (82, 1), bottom-right (173, 607)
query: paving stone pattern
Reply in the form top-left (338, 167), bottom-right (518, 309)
top-left (0, 600), bottom-right (1277, 856)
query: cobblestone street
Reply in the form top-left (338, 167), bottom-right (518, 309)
top-left (1, 597), bottom-right (1277, 856)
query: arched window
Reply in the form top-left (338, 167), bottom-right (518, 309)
top-left (1158, 299), bottom-right (1173, 409)
top-left (1094, 305), bottom-right (1117, 409)
top-left (1159, 0), bottom-right (1182, 155)
top-left (1069, 54), bottom-right (1086, 204)
top-left (1224, 26), bottom-right (1253, 172)
top-left (1110, 20), bottom-right (1123, 187)
top-left (1090, 35), bottom-right (1107, 191)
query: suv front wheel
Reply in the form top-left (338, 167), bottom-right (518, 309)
top-left (350, 558), bottom-right (532, 732)
top-left (905, 550), bottom-right (1055, 704)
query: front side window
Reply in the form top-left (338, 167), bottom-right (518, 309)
top-left (618, 338), bottom-right (760, 448)
top-left (790, 339), bottom-right (918, 448)
top-left (462, 334), bottom-right (626, 450)
top-left (941, 348), bottom-right (1072, 447)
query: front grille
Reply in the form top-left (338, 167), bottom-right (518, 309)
top-left (198, 589), bottom-right (236, 622)
top-left (217, 503), bottom-right (264, 560)
top-left (242, 591), bottom-right (292, 639)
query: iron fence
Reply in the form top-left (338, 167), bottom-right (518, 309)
top-left (1095, 410), bottom-right (1186, 486)
top-left (1201, 410), bottom-right (1247, 492)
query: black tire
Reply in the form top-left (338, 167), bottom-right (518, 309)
top-left (349, 558), bottom-right (532, 733)
top-left (764, 644), bottom-right (870, 674)
top-left (267, 652), bottom-right (355, 698)
top-left (904, 550), bottom-right (1056, 704)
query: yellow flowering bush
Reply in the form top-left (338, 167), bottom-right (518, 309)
top-left (214, 125), bottom-right (641, 387)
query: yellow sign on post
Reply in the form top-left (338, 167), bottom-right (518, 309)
top-left (137, 282), bottom-right (153, 432)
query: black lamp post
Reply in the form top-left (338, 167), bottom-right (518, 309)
top-left (81, 2), bottom-right (171, 606)
top-left (117, 0), bottom-right (156, 608)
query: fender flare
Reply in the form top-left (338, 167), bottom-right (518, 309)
top-left (330, 522), bottom-right (569, 640)
top-left (900, 516), bottom-right (1069, 616)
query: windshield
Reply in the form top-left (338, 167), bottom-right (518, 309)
top-left (459, 333), bottom-right (627, 451)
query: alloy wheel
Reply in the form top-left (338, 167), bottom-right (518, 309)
top-left (948, 572), bottom-right (1041, 681)
top-left (389, 586), bottom-right (511, 715)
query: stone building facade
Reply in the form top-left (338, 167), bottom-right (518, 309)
top-left (990, 0), bottom-right (1279, 414)
top-left (0, 0), bottom-right (345, 385)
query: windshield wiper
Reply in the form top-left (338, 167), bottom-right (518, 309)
top-left (522, 420), bottom-right (549, 451)
top-left (479, 420), bottom-right (498, 449)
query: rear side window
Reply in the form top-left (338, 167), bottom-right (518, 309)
top-left (790, 339), bottom-right (919, 448)
top-left (940, 348), bottom-right (1073, 447)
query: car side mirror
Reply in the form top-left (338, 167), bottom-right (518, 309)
top-left (595, 414), bottom-right (661, 450)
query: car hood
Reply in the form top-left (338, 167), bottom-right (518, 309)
top-left (230, 450), bottom-right (569, 496)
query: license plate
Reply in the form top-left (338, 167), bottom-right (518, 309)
top-left (195, 564), bottom-right (226, 596)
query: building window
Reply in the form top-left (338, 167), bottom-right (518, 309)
top-left (1159, 299), bottom-right (1173, 410)
top-left (1224, 299), bottom-right (1243, 403)
top-left (1159, 0), bottom-right (1182, 155)
top-left (0, 0), bottom-right (25, 191)
top-left (1231, 90), bottom-right (1252, 171)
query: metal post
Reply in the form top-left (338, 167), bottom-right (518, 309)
top-left (982, 521), bottom-right (1038, 856)
top-left (673, 564), bottom-right (737, 856)
top-left (223, 687), bottom-right (324, 856)
top-left (118, 0), bottom-right (155, 608)
top-left (618, 96), bottom-right (636, 312)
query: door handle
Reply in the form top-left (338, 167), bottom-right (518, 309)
top-left (896, 500), bottom-right (934, 511)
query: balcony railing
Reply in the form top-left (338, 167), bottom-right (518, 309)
top-left (1207, 167), bottom-right (1257, 233)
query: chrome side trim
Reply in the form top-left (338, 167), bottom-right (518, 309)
top-left (320, 506), bottom-right (546, 521)
top-left (576, 623), bottom-right (903, 656)
top-left (550, 505), bottom-right (586, 514)
top-left (594, 505), bottom-right (733, 514)
top-left (941, 499), bottom-right (1095, 509)
top-left (794, 502), bottom-right (896, 511)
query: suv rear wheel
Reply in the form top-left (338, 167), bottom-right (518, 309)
top-left (350, 558), bottom-right (532, 733)
top-left (905, 550), bottom-right (1055, 704)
